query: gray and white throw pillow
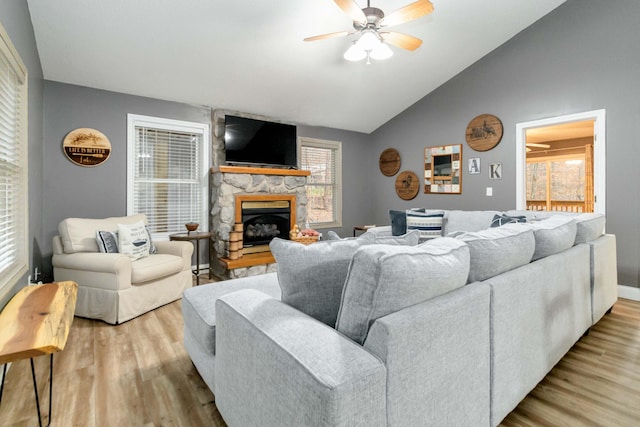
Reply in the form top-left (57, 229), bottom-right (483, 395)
top-left (96, 230), bottom-right (119, 253)
top-left (406, 210), bottom-right (444, 242)
top-left (270, 237), bottom-right (374, 327)
top-left (336, 238), bottom-right (470, 344)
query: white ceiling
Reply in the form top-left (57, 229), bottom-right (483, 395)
top-left (27, 0), bottom-right (566, 134)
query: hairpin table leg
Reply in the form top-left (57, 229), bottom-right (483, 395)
top-left (30, 354), bottom-right (53, 427)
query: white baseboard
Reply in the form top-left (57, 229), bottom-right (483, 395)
top-left (618, 284), bottom-right (640, 301)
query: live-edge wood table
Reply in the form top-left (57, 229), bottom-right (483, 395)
top-left (169, 231), bottom-right (213, 286)
top-left (0, 281), bottom-right (78, 427)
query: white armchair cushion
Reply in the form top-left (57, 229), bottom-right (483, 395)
top-left (131, 254), bottom-right (184, 284)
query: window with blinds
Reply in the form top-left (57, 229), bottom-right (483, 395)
top-left (127, 115), bottom-right (210, 239)
top-left (299, 137), bottom-right (342, 228)
top-left (0, 24), bottom-right (28, 298)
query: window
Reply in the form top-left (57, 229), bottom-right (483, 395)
top-left (127, 114), bottom-right (210, 239)
top-left (0, 24), bottom-right (28, 299)
top-left (299, 137), bottom-right (342, 228)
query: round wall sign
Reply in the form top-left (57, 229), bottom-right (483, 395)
top-left (379, 148), bottom-right (401, 176)
top-left (465, 114), bottom-right (503, 151)
top-left (395, 170), bottom-right (420, 200)
top-left (63, 128), bottom-right (112, 167)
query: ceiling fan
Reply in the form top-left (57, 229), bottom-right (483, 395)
top-left (304, 0), bottom-right (434, 62)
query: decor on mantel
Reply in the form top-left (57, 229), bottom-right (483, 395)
top-left (395, 170), bottom-right (419, 200)
top-left (424, 144), bottom-right (462, 194)
top-left (304, 0), bottom-right (434, 63)
top-left (379, 148), bottom-right (401, 176)
top-left (465, 114), bottom-right (504, 152)
top-left (62, 128), bottom-right (112, 167)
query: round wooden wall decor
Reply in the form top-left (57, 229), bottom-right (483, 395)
top-left (63, 128), bottom-right (112, 167)
top-left (379, 148), bottom-right (401, 176)
top-left (465, 114), bottom-right (503, 151)
top-left (395, 170), bottom-right (420, 200)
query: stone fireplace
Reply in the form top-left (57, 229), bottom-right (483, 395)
top-left (210, 166), bottom-right (309, 279)
top-left (209, 109), bottom-right (310, 279)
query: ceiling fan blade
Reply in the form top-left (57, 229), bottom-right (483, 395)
top-left (380, 0), bottom-right (434, 27)
top-left (381, 31), bottom-right (423, 51)
top-left (526, 143), bottom-right (551, 148)
top-left (333, 0), bottom-right (366, 24)
top-left (304, 31), bottom-right (351, 42)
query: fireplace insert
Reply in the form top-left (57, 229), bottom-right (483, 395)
top-left (241, 201), bottom-right (291, 251)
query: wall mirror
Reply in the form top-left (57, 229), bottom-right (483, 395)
top-left (424, 144), bottom-right (462, 194)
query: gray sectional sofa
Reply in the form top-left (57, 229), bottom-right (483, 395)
top-left (182, 209), bottom-right (617, 426)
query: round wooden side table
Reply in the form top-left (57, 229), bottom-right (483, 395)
top-left (169, 231), bottom-right (213, 286)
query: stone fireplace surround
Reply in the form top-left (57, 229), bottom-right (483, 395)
top-left (210, 110), bottom-right (309, 280)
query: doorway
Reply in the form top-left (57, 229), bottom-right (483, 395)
top-left (516, 110), bottom-right (606, 215)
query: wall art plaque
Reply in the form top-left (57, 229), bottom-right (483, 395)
top-left (465, 114), bottom-right (503, 151)
top-left (395, 170), bottom-right (420, 200)
top-left (379, 148), bottom-right (401, 176)
top-left (63, 128), bottom-right (112, 167)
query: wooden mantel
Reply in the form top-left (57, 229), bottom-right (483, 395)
top-left (212, 165), bottom-right (310, 177)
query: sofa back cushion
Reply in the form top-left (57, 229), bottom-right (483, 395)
top-left (451, 226), bottom-right (535, 283)
top-left (335, 238), bottom-right (470, 345)
top-left (574, 213), bottom-right (605, 244)
top-left (270, 237), bottom-right (373, 327)
top-left (58, 214), bottom-right (148, 254)
top-left (513, 215), bottom-right (577, 261)
top-left (444, 210), bottom-right (501, 235)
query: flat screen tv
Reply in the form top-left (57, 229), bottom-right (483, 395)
top-left (224, 115), bottom-right (297, 168)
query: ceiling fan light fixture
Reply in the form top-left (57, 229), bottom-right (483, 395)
top-left (369, 42), bottom-right (393, 60)
top-left (344, 43), bottom-right (367, 61)
top-left (356, 30), bottom-right (382, 51)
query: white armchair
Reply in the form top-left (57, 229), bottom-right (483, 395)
top-left (52, 214), bottom-right (194, 324)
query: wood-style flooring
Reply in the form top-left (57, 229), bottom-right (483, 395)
top-left (0, 278), bottom-right (638, 426)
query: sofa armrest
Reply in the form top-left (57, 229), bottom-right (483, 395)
top-left (154, 241), bottom-right (193, 270)
top-left (364, 282), bottom-right (491, 427)
top-left (52, 252), bottom-right (132, 275)
top-left (215, 289), bottom-right (387, 427)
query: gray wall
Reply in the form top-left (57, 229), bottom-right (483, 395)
top-left (0, 0), bottom-right (44, 306)
top-left (41, 83), bottom-right (373, 279)
top-left (42, 81), bottom-right (212, 280)
top-left (370, 0), bottom-right (640, 288)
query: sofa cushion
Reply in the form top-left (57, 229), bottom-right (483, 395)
top-left (325, 229), bottom-right (419, 246)
top-left (451, 226), bottom-right (535, 283)
top-left (444, 210), bottom-right (501, 235)
top-left (514, 215), bottom-right (578, 261)
top-left (335, 238), bottom-right (470, 345)
top-left (130, 253), bottom-right (184, 283)
top-left (59, 214), bottom-right (148, 254)
top-left (270, 237), bottom-right (374, 327)
top-left (182, 273), bottom-right (282, 356)
top-left (406, 210), bottom-right (445, 242)
top-left (118, 221), bottom-right (151, 260)
top-left (574, 213), bottom-right (605, 244)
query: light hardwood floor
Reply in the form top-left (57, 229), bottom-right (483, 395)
top-left (1, 282), bottom-right (638, 426)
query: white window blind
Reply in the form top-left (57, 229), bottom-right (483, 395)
top-left (300, 138), bottom-right (342, 228)
top-left (0, 23), bottom-right (28, 299)
top-left (127, 115), bottom-right (209, 239)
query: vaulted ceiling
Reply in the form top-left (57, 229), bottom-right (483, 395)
top-left (27, 0), bottom-right (566, 133)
